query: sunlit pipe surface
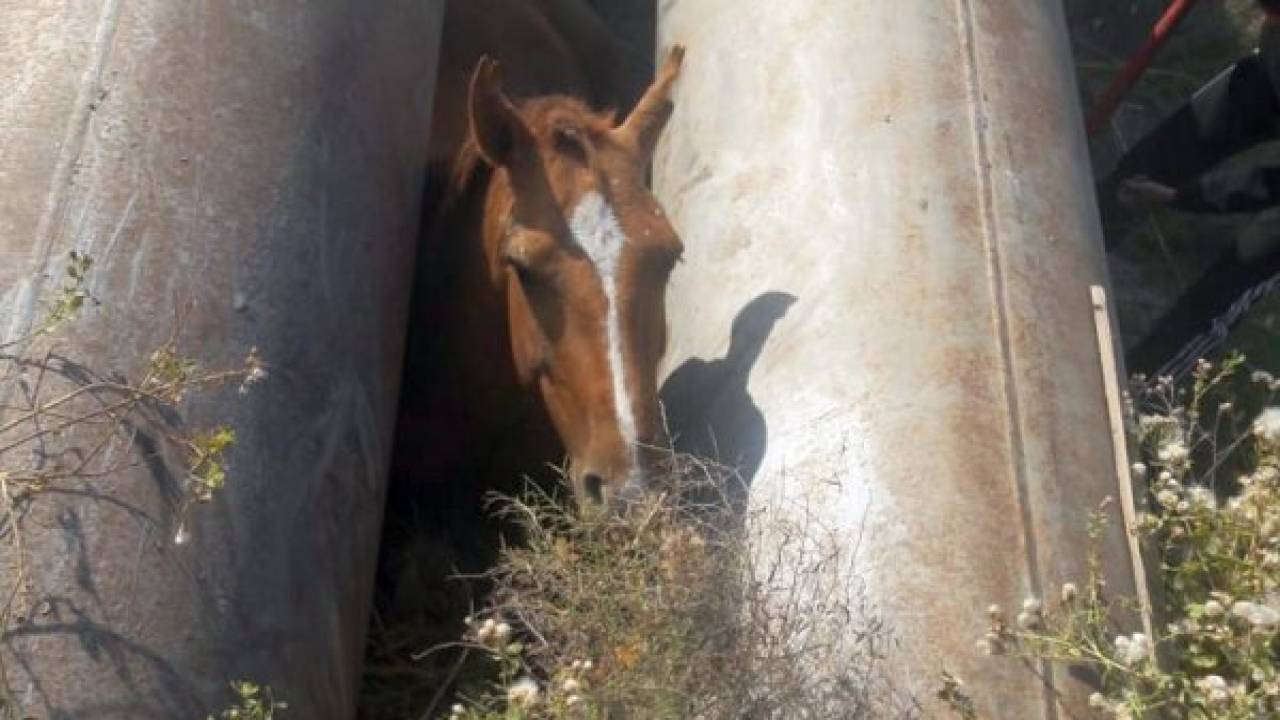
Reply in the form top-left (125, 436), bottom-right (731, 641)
top-left (653, 2), bottom-right (1137, 716)
top-left (0, 1), bottom-right (443, 717)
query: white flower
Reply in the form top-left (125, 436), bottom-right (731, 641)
top-left (1186, 486), bottom-right (1217, 511)
top-left (450, 704), bottom-right (465, 718)
top-left (493, 622), bottom-right (512, 646)
top-left (982, 631), bottom-right (1004, 656)
top-left (1204, 600), bottom-right (1225, 618)
top-left (238, 348), bottom-right (269, 395)
top-left (507, 677), bottom-right (540, 709)
top-left (1158, 440), bottom-right (1190, 466)
top-left (1231, 601), bottom-right (1280, 629)
top-left (1156, 489), bottom-right (1179, 508)
top-left (1061, 582), bottom-right (1078, 603)
top-left (1130, 462), bottom-right (1148, 481)
top-left (562, 678), bottom-right (581, 694)
top-left (566, 694), bottom-right (583, 707)
top-left (1129, 632), bottom-right (1151, 661)
top-left (1115, 632), bottom-right (1150, 666)
top-left (1254, 407), bottom-right (1280, 448)
top-left (582, 660), bottom-right (593, 671)
top-left (1138, 414), bottom-right (1173, 435)
top-left (238, 365), bottom-right (268, 395)
top-left (1015, 597), bottom-right (1043, 630)
top-left (476, 618), bottom-right (496, 643)
top-left (1199, 675), bottom-right (1230, 705)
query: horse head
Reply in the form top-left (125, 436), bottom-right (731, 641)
top-left (467, 47), bottom-right (686, 508)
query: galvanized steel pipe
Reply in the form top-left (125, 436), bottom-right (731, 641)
top-left (654, 2), bottom-right (1136, 715)
top-left (0, 1), bottom-right (442, 717)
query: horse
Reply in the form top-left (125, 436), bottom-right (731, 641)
top-left (396, 2), bottom-right (686, 511)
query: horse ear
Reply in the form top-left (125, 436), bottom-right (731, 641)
top-left (468, 56), bottom-right (529, 168)
top-left (614, 45), bottom-right (685, 158)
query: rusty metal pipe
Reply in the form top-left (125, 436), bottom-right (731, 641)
top-left (0, 1), bottom-right (442, 717)
top-left (654, 2), bottom-right (1136, 715)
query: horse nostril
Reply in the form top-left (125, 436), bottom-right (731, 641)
top-left (582, 473), bottom-right (605, 504)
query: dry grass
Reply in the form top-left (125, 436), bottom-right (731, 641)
top-left (409, 451), bottom-right (915, 720)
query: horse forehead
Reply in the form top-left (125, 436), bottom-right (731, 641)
top-left (568, 190), bottom-right (629, 274)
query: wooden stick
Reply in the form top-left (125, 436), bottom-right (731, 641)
top-left (1090, 285), bottom-right (1156, 652)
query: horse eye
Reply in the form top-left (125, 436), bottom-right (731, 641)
top-left (553, 126), bottom-right (587, 160)
top-left (504, 253), bottom-right (542, 287)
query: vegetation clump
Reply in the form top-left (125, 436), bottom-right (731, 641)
top-left (976, 355), bottom-right (1280, 719)
top-left (419, 455), bottom-right (909, 720)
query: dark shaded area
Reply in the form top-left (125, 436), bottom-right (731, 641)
top-left (659, 292), bottom-right (796, 500)
top-left (584, 0), bottom-right (657, 110)
top-left (1067, 0), bottom-right (1255, 173)
top-left (1096, 55), bottom-right (1279, 241)
top-left (1127, 249), bottom-right (1280, 375)
top-left (1072, 1), bottom-right (1280, 373)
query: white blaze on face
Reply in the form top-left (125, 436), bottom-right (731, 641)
top-left (568, 191), bottom-right (639, 478)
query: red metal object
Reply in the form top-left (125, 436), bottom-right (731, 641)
top-left (1086, 0), bottom-right (1203, 136)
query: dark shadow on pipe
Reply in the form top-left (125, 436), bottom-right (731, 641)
top-left (658, 291), bottom-right (797, 505)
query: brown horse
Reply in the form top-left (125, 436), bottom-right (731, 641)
top-left (400, 4), bottom-right (685, 508)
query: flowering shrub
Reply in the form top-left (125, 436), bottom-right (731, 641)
top-left (974, 355), bottom-right (1280, 719)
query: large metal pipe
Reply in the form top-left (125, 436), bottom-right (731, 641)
top-left (0, 1), bottom-right (442, 717)
top-left (654, 2), bottom-right (1135, 715)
